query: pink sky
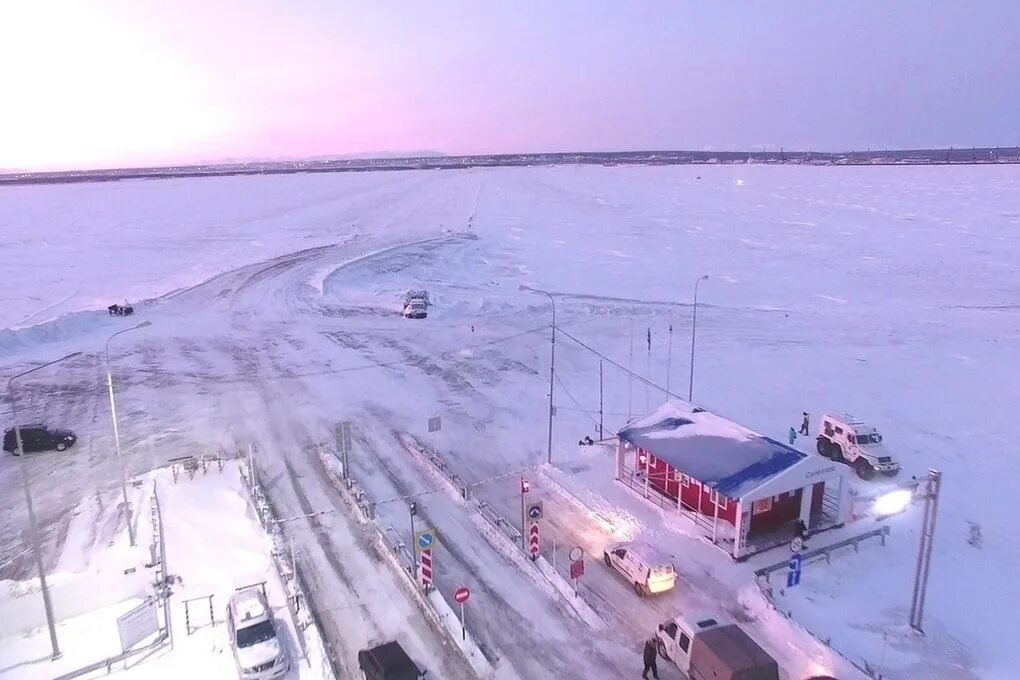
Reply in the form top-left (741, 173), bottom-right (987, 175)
top-left (2, 1), bottom-right (1017, 171)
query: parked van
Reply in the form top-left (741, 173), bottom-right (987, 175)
top-left (226, 587), bottom-right (289, 679)
top-left (602, 541), bottom-right (676, 596)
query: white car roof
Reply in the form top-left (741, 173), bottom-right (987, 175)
top-left (230, 588), bottom-right (269, 624)
top-left (610, 540), bottom-right (672, 566)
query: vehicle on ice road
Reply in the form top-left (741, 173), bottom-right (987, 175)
top-left (656, 611), bottom-right (779, 680)
top-left (401, 290), bottom-right (430, 319)
top-left (226, 587), bottom-right (290, 680)
top-left (3, 425), bottom-right (77, 454)
top-left (602, 541), bottom-right (677, 596)
top-left (816, 413), bottom-right (901, 480)
top-left (358, 640), bottom-right (428, 679)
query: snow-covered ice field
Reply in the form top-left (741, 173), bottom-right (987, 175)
top-left (1, 164), bottom-right (1018, 679)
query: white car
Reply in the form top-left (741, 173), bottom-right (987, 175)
top-left (602, 541), bottom-right (676, 596)
top-left (226, 587), bottom-right (289, 680)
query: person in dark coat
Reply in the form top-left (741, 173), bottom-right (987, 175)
top-left (642, 635), bottom-right (659, 679)
top-left (799, 412), bottom-right (810, 435)
top-left (795, 520), bottom-right (809, 548)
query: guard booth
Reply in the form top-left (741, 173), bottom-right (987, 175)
top-left (615, 402), bottom-right (850, 560)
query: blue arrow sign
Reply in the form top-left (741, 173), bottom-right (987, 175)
top-left (527, 503), bottom-right (543, 520)
top-left (418, 531), bottom-right (434, 550)
top-left (789, 553), bottom-right (803, 571)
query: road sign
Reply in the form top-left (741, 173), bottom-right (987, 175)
top-left (786, 551), bottom-right (803, 588)
top-left (527, 501), bottom-right (544, 521)
top-left (428, 416), bottom-right (442, 433)
top-left (790, 536), bottom-right (804, 553)
top-left (529, 523), bottom-right (540, 558)
top-left (454, 586), bottom-right (470, 604)
top-left (520, 478), bottom-right (530, 494)
top-left (569, 546), bottom-right (584, 562)
top-left (416, 528), bottom-right (436, 551)
top-left (570, 559), bottom-right (585, 580)
top-left (420, 548), bottom-right (433, 588)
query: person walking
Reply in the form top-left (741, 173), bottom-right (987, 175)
top-left (642, 635), bottom-right (659, 679)
top-left (788, 426), bottom-right (797, 446)
top-left (799, 412), bottom-right (810, 436)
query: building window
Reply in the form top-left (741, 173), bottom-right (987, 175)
top-left (752, 497), bottom-right (773, 515)
top-left (681, 473), bottom-right (690, 488)
top-left (709, 490), bottom-right (728, 511)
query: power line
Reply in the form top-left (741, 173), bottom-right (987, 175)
top-left (553, 325), bottom-right (684, 402)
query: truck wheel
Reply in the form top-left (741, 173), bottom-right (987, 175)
top-left (657, 640), bottom-right (670, 661)
top-left (816, 438), bottom-right (828, 457)
top-left (603, 553), bottom-right (611, 567)
top-left (855, 458), bottom-right (875, 480)
top-left (634, 582), bottom-right (644, 597)
top-left (830, 444), bottom-right (844, 463)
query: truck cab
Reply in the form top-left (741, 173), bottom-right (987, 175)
top-left (656, 612), bottom-right (723, 673)
top-left (656, 612), bottom-right (779, 680)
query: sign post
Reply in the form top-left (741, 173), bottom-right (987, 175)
top-left (569, 546), bottom-right (584, 596)
top-left (786, 551), bottom-right (803, 588)
top-left (416, 527), bottom-right (436, 591)
top-left (519, 478), bottom-right (530, 550)
top-left (454, 586), bottom-right (470, 640)
top-left (526, 501), bottom-right (543, 560)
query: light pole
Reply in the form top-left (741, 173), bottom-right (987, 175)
top-left (524, 287), bottom-right (556, 465)
top-left (909, 469), bottom-right (942, 633)
top-left (105, 321), bottom-right (151, 547)
top-left (688, 275), bottom-right (709, 402)
top-left (9, 350), bottom-right (83, 660)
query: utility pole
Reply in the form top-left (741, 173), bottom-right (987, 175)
top-left (689, 275), bottom-right (709, 402)
top-left (628, 318), bottom-right (634, 419)
top-left (10, 351), bottom-right (82, 660)
top-left (598, 361), bottom-right (604, 440)
top-left (408, 501), bottom-right (418, 576)
top-left (645, 327), bottom-right (651, 412)
top-left (665, 322), bottom-right (674, 398)
top-left (106, 321), bottom-right (151, 547)
top-left (910, 469), bottom-right (942, 633)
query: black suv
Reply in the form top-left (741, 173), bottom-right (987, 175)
top-left (3, 425), bottom-right (77, 454)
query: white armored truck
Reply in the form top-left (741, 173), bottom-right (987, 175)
top-left (816, 413), bottom-right (901, 480)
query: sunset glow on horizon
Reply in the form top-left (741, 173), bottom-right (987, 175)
top-left (2, 1), bottom-right (1018, 171)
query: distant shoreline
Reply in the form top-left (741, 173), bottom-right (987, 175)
top-left (3, 147), bottom-right (1018, 187)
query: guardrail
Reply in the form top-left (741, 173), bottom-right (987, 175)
top-left (752, 525), bottom-right (891, 679)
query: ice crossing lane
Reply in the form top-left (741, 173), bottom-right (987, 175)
top-left (343, 424), bottom-right (639, 680)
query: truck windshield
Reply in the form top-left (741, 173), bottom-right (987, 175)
top-left (858, 433), bottom-right (882, 444)
top-left (236, 620), bottom-right (276, 648)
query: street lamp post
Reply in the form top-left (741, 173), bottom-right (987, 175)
top-left (9, 350), bottom-right (83, 660)
top-left (909, 469), bottom-right (942, 633)
top-left (105, 321), bottom-right (151, 547)
top-left (524, 287), bottom-right (556, 465)
top-left (688, 275), bottom-right (709, 402)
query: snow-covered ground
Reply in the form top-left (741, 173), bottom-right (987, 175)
top-left (0, 463), bottom-right (322, 679)
top-left (1, 164), bottom-right (1018, 679)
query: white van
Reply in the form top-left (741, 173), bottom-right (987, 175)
top-left (602, 541), bottom-right (677, 596)
top-left (226, 587), bottom-right (290, 679)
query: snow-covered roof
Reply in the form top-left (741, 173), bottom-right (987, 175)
top-left (617, 402), bottom-right (808, 499)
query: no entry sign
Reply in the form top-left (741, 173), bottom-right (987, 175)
top-left (454, 586), bottom-right (470, 604)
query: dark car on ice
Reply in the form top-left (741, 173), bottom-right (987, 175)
top-left (358, 641), bottom-right (427, 680)
top-left (3, 425), bottom-right (77, 455)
